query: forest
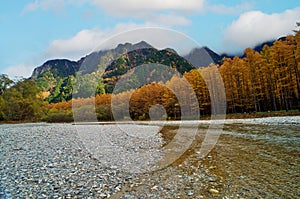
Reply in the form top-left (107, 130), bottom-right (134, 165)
top-left (0, 25), bottom-right (299, 122)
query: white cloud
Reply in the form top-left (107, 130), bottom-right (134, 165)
top-left (208, 2), bottom-right (253, 15)
top-left (44, 23), bottom-right (198, 60)
top-left (152, 14), bottom-right (191, 26)
top-left (44, 28), bottom-right (105, 60)
top-left (22, 0), bottom-right (205, 26)
top-left (22, 0), bottom-right (65, 13)
top-left (91, 0), bottom-right (205, 16)
top-left (22, 0), bottom-right (88, 13)
top-left (3, 64), bottom-right (34, 78)
top-left (224, 7), bottom-right (300, 51)
top-left (91, 0), bottom-right (204, 26)
top-left (43, 23), bottom-right (153, 60)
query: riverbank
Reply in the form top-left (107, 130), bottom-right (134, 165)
top-left (199, 110), bottom-right (300, 120)
top-left (0, 117), bottom-right (299, 198)
top-left (1, 110), bottom-right (299, 124)
top-left (224, 110), bottom-right (300, 119)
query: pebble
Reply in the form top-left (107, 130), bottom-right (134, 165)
top-left (209, 188), bottom-right (219, 194)
top-left (99, 193), bottom-right (107, 197)
top-left (124, 194), bottom-right (134, 198)
top-left (187, 190), bottom-right (194, 196)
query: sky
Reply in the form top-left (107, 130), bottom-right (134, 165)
top-left (0, 0), bottom-right (299, 78)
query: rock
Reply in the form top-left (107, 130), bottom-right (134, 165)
top-left (209, 188), bottom-right (219, 194)
top-left (99, 193), bottom-right (107, 197)
top-left (124, 194), bottom-right (134, 198)
top-left (187, 190), bottom-right (194, 196)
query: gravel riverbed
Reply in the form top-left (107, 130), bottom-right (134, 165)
top-left (0, 116), bottom-right (299, 198)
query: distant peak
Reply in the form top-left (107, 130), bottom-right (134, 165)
top-left (114, 41), bottom-right (153, 51)
top-left (116, 42), bottom-right (132, 49)
top-left (136, 40), bottom-right (148, 45)
top-left (133, 41), bottom-right (153, 48)
top-left (44, 59), bottom-right (72, 64)
top-left (184, 46), bottom-right (222, 67)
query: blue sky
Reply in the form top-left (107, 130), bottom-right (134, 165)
top-left (1, 0), bottom-right (299, 77)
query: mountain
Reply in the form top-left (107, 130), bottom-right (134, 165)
top-left (102, 47), bottom-right (195, 93)
top-left (78, 41), bottom-right (153, 74)
top-left (31, 41), bottom-right (153, 81)
top-left (31, 41), bottom-right (221, 81)
top-left (103, 48), bottom-right (194, 80)
top-left (183, 47), bottom-right (222, 68)
top-left (31, 59), bottom-right (80, 79)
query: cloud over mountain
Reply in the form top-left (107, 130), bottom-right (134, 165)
top-left (43, 24), bottom-right (198, 60)
top-left (224, 7), bottom-right (300, 51)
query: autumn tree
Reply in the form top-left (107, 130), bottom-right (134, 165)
top-left (2, 78), bottom-right (43, 121)
top-left (184, 69), bottom-right (210, 115)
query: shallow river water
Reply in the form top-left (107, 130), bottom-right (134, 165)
top-left (0, 116), bottom-right (299, 198)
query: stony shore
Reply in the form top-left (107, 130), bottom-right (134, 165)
top-left (1, 116), bottom-right (299, 198)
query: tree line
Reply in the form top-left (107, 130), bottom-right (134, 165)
top-left (220, 33), bottom-right (300, 113)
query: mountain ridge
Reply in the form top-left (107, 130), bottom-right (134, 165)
top-left (31, 41), bottom-right (222, 80)
top-left (31, 37), bottom-right (287, 80)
